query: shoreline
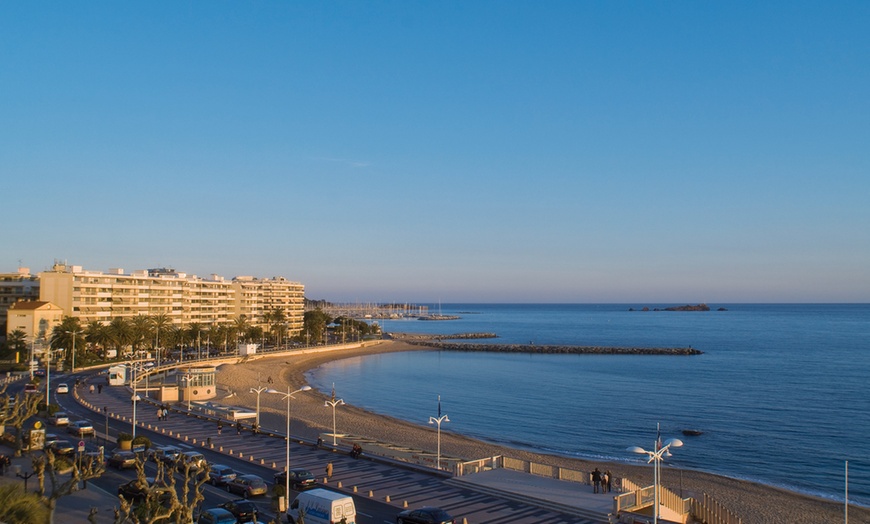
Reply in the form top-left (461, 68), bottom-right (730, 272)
top-left (216, 341), bottom-right (867, 524)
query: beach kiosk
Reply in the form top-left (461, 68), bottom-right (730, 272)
top-left (108, 365), bottom-right (127, 386)
top-left (179, 366), bottom-right (218, 403)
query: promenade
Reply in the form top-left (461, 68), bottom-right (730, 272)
top-left (57, 369), bottom-right (616, 524)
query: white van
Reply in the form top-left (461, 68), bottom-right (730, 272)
top-left (287, 488), bottom-right (356, 524)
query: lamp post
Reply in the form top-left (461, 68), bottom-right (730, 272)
top-left (250, 382), bottom-right (268, 428)
top-left (323, 384), bottom-right (344, 446)
top-left (45, 346), bottom-right (63, 408)
top-left (183, 372), bottom-right (193, 411)
top-left (267, 385), bottom-right (311, 511)
top-left (627, 425), bottom-right (684, 524)
top-left (103, 406), bottom-right (109, 446)
top-left (131, 393), bottom-right (142, 438)
top-left (65, 329), bottom-right (80, 373)
top-left (428, 395), bottom-right (450, 470)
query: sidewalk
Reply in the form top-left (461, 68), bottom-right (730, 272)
top-left (72, 372), bottom-right (613, 523)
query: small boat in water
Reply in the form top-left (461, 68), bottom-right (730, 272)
top-left (682, 429), bottom-right (704, 436)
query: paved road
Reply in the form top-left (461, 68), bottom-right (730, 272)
top-left (39, 370), bottom-right (611, 524)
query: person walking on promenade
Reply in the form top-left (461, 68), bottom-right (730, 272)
top-left (217, 421), bottom-right (223, 435)
top-left (236, 421), bottom-right (243, 435)
top-left (157, 406), bottom-right (163, 421)
top-left (89, 384), bottom-right (95, 394)
top-left (592, 468), bottom-right (602, 493)
top-left (97, 384), bottom-right (103, 394)
top-left (252, 422), bottom-right (259, 436)
top-left (325, 462), bottom-right (333, 479)
top-left (604, 470), bottom-right (612, 493)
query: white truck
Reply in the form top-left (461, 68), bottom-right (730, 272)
top-left (287, 488), bottom-right (356, 524)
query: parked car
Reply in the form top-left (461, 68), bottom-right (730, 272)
top-left (225, 474), bottom-right (268, 498)
top-left (107, 451), bottom-right (138, 469)
top-left (50, 411), bottom-right (71, 426)
top-left (218, 499), bottom-right (258, 521)
top-left (56, 383), bottom-right (69, 394)
top-left (274, 469), bottom-right (316, 491)
top-left (397, 506), bottom-right (455, 524)
top-left (46, 439), bottom-right (75, 456)
top-left (197, 508), bottom-right (237, 524)
top-left (68, 420), bottom-right (95, 437)
top-left (43, 433), bottom-right (62, 448)
top-left (177, 451), bottom-right (205, 471)
top-left (207, 464), bottom-right (237, 486)
top-left (150, 445), bottom-right (183, 464)
top-left (117, 477), bottom-right (173, 503)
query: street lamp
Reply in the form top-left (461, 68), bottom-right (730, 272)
top-left (131, 393), bottom-right (142, 438)
top-left (66, 329), bottom-right (80, 373)
top-left (323, 384), bottom-right (344, 446)
top-left (267, 385), bottom-right (311, 512)
top-left (627, 425), bottom-right (684, 524)
top-left (45, 346), bottom-right (64, 408)
top-left (250, 382), bottom-right (269, 427)
top-left (428, 395), bottom-right (450, 470)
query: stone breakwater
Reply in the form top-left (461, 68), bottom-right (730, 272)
top-left (405, 340), bottom-right (703, 355)
top-left (392, 332), bottom-right (498, 341)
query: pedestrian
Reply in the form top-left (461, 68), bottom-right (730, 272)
top-left (604, 470), bottom-right (612, 493)
top-left (97, 384), bottom-right (103, 394)
top-left (162, 407), bottom-right (168, 420)
top-left (157, 406), bottom-right (163, 421)
top-left (325, 462), bottom-right (333, 479)
top-left (252, 422), bottom-right (259, 436)
top-left (592, 468), bottom-right (602, 494)
top-left (316, 436), bottom-right (323, 448)
top-left (217, 421), bottom-right (223, 435)
top-left (89, 384), bottom-right (95, 394)
top-left (267, 376), bottom-right (273, 384)
top-left (236, 421), bottom-right (242, 435)
top-left (0, 454), bottom-right (6, 475)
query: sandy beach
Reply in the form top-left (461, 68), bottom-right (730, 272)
top-left (215, 340), bottom-right (865, 524)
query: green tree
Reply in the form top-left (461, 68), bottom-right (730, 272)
top-left (150, 313), bottom-right (172, 362)
top-left (303, 309), bottom-right (332, 344)
top-left (0, 484), bottom-right (50, 523)
top-left (232, 315), bottom-right (250, 344)
top-left (85, 320), bottom-right (111, 358)
top-left (49, 317), bottom-right (84, 370)
top-left (130, 316), bottom-right (153, 353)
top-left (109, 317), bottom-right (133, 356)
top-left (4, 329), bottom-right (27, 361)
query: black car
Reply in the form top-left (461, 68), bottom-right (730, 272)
top-left (117, 477), bottom-right (173, 503)
top-left (107, 451), bottom-right (138, 469)
top-left (46, 439), bottom-right (75, 456)
top-left (273, 469), bottom-right (316, 491)
top-left (397, 506), bottom-right (455, 524)
top-left (218, 499), bottom-right (258, 521)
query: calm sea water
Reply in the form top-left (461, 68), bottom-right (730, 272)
top-left (305, 304), bottom-right (870, 506)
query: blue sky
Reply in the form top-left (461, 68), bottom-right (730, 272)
top-left (2, 2), bottom-right (868, 303)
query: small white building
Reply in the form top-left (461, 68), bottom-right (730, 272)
top-left (108, 365), bottom-right (127, 386)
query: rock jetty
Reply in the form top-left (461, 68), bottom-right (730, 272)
top-left (405, 340), bottom-right (702, 355)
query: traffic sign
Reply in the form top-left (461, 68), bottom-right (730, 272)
top-left (78, 440), bottom-right (85, 452)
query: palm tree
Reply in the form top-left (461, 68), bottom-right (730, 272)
top-left (5, 330), bottom-right (27, 361)
top-left (150, 313), bottom-right (172, 362)
top-left (108, 317), bottom-right (133, 357)
top-left (49, 317), bottom-right (84, 370)
top-left (232, 315), bottom-right (250, 344)
top-left (0, 484), bottom-right (50, 523)
top-left (84, 320), bottom-right (110, 358)
top-left (130, 316), bottom-right (153, 354)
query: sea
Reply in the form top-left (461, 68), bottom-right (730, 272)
top-left (305, 303), bottom-right (870, 507)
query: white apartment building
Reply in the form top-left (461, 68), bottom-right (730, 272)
top-left (36, 263), bottom-right (304, 334)
top-left (0, 267), bottom-right (40, 333)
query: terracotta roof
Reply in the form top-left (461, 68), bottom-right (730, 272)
top-left (7, 300), bottom-right (51, 310)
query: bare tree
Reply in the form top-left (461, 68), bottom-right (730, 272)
top-left (113, 454), bottom-right (209, 524)
top-left (0, 386), bottom-right (42, 457)
top-left (32, 448), bottom-right (106, 523)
